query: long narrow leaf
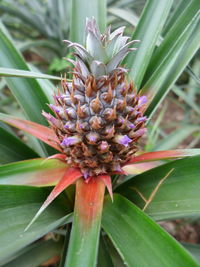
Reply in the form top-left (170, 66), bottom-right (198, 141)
top-left (25, 168), bottom-right (82, 231)
top-left (163, 0), bottom-right (193, 36)
top-left (0, 126), bottom-right (38, 164)
top-left (125, 0), bottom-right (173, 89)
top-left (0, 158), bottom-right (68, 187)
top-left (125, 149), bottom-right (200, 165)
top-left (0, 23), bottom-right (55, 155)
top-left (0, 23), bottom-right (51, 123)
top-left (183, 243), bottom-right (200, 263)
top-left (144, 0), bottom-right (200, 79)
top-left (143, 9), bottom-right (200, 118)
top-left (108, 7), bottom-right (139, 27)
top-left (70, 0), bottom-right (106, 44)
top-left (102, 194), bottom-right (198, 267)
top-left (97, 235), bottom-right (114, 267)
top-left (117, 155), bottom-right (200, 221)
top-left (154, 126), bottom-right (200, 151)
top-left (0, 112), bottom-right (61, 151)
top-left (123, 161), bottom-right (161, 175)
top-left (0, 3), bottom-right (48, 37)
top-left (0, 185), bottom-right (72, 264)
top-left (3, 239), bottom-right (63, 267)
top-left (0, 67), bottom-right (61, 80)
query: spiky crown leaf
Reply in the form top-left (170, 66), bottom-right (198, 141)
top-left (43, 18), bottom-right (147, 178)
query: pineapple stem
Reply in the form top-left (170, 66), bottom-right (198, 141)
top-left (65, 177), bottom-right (105, 267)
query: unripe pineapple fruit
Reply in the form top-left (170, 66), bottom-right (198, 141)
top-left (43, 18), bottom-right (147, 179)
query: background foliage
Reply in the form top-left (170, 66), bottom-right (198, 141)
top-left (0, 0), bottom-right (200, 266)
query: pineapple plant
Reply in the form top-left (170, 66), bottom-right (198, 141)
top-left (0, 0), bottom-right (200, 266)
top-left (44, 18), bottom-right (147, 179)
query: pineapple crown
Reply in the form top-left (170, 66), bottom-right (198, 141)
top-left (44, 18), bottom-right (147, 179)
top-left (64, 17), bottom-right (140, 78)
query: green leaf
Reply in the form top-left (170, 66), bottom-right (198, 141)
top-left (0, 3), bottom-right (49, 37)
top-left (105, 237), bottom-right (126, 267)
top-left (25, 167), bottom-right (82, 231)
top-left (108, 7), bottom-right (139, 27)
top-left (27, 62), bottom-right (55, 104)
top-left (154, 125), bottom-right (200, 150)
top-left (0, 112), bottom-right (61, 152)
top-left (143, 2), bottom-right (200, 118)
top-left (0, 126), bottom-right (38, 164)
top-left (117, 155), bottom-right (200, 221)
top-left (173, 86), bottom-right (200, 116)
top-left (35, 77), bottom-right (54, 103)
top-left (3, 239), bottom-right (63, 267)
top-left (163, 0), bottom-right (192, 36)
top-left (65, 178), bottom-right (105, 267)
top-left (0, 24), bottom-right (50, 125)
top-left (0, 23), bottom-right (55, 156)
top-left (144, 0), bottom-right (200, 80)
top-left (19, 39), bottom-right (61, 55)
top-left (97, 235), bottom-right (114, 267)
top-left (0, 67), bottom-right (61, 80)
top-left (183, 243), bottom-right (200, 263)
top-left (70, 0), bottom-right (106, 44)
top-left (125, 0), bottom-right (173, 89)
top-left (0, 185), bottom-right (72, 265)
top-left (0, 158), bottom-right (67, 187)
top-left (102, 194), bottom-right (199, 267)
top-left (125, 149), bottom-right (200, 165)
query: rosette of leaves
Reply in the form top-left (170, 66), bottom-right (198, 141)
top-left (0, 0), bottom-right (200, 266)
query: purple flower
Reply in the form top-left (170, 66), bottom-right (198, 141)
top-left (61, 136), bottom-right (80, 146)
top-left (138, 96), bottom-right (147, 107)
top-left (115, 134), bottom-right (132, 147)
top-left (89, 136), bottom-right (96, 142)
top-left (83, 170), bottom-right (90, 179)
top-left (86, 132), bottom-right (99, 142)
top-left (137, 116), bottom-right (147, 123)
top-left (113, 163), bottom-right (123, 173)
top-left (129, 123), bottom-right (135, 129)
top-left (100, 141), bottom-right (109, 151)
top-left (49, 104), bottom-right (61, 113)
top-left (134, 128), bottom-right (146, 137)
